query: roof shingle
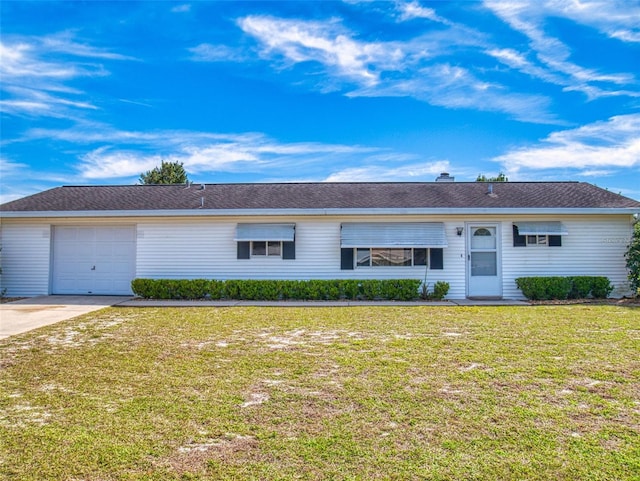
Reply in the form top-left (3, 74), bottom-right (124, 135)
top-left (1, 182), bottom-right (639, 212)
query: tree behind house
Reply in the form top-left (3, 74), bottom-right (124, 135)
top-left (476, 172), bottom-right (508, 182)
top-left (139, 161), bottom-right (189, 184)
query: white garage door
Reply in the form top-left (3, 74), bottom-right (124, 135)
top-left (52, 226), bottom-right (136, 295)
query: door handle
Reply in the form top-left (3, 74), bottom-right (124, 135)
top-left (91, 265), bottom-right (96, 270)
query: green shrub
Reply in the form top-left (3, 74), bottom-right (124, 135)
top-left (625, 222), bottom-right (640, 294)
top-left (419, 281), bottom-right (450, 300)
top-left (515, 277), bottom-right (572, 300)
top-left (589, 277), bottom-right (614, 298)
top-left (131, 278), bottom-right (422, 301)
top-left (568, 276), bottom-right (592, 299)
top-left (516, 276), bottom-right (612, 300)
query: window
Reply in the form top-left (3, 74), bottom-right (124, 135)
top-left (513, 223), bottom-right (565, 248)
top-left (342, 247), bottom-right (441, 269)
top-left (236, 224), bottom-right (296, 260)
top-left (526, 235), bottom-right (547, 246)
top-left (251, 241), bottom-right (282, 257)
top-left (340, 223), bottom-right (447, 270)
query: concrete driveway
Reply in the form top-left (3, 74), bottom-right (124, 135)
top-left (0, 295), bottom-right (132, 339)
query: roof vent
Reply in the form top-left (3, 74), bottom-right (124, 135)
top-left (435, 172), bottom-right (454, 182)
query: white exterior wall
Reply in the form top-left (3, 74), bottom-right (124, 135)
top-left (0, 223), bottom-right (51, 296)
top-left (501, 215), bottom-right (635, 298)
top-left (136, 214), bottom-right (634, 299)
top-left (1, 214), bottom-right (635, 299)
top-left (136, 216), bottom-right (464, 296)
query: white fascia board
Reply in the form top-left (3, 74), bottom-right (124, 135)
top-left (1, 207), bottom-right (639, 218)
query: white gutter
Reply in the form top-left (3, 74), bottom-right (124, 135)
top-left (1, 207), bottom-right (640, 218)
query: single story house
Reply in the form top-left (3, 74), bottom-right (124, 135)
top-left (1, 178), bottom-right (639, 299)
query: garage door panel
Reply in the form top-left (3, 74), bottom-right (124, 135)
top-left (53, 226), bottom-right (135, 295)
top-left (76, 228), bottom-right (96, 241)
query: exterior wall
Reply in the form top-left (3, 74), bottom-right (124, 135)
top-left (0, 223), bottom-right (51, 296)
top-left (135, 216), bottom-right (465, 297)
top-left (1, 214), bottom-right (635, 298)
top-left (501, 215), bottom-right (635, 299)
top-left (137, 214), bottom-right (635, 299)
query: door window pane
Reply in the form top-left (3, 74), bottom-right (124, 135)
top-left (471, 227), bottom-right (496, 249)
top-left (471, 252), bottom-right (497, 276)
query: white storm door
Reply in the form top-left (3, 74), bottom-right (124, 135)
top-left (52, 226), bottom-right (135, 295)
top-left (467, 225), bottom-right (501, 298)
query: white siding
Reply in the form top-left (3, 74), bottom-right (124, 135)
top-left (502, 215), bottom-right (634, 298)
top-left (136, 217), bottom-right (466, 297)
top-left (1, 214), bottom-right (634, 299)
top-left (0, 223), bottom-right (51, 296)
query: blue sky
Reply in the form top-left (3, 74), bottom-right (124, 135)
top-left (1, 0), bottom-right (639, 203)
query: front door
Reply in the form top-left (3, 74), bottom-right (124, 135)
top-left (467, 224), bottom-right (501, 298)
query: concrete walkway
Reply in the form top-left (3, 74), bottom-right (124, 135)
top-left (0, 295), bottom-right (132, 339)
top-left (0, 295), bottom-right (529, 340)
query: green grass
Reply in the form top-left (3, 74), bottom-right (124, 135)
top-left (1, 305), bottom-right (638, 480)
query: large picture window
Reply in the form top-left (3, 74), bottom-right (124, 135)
top-left (340, 223), bottom-right (447, 270)
top-left (356, 248), bottom-right (427, 267)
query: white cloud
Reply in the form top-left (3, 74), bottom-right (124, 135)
top-left (78, 148), bottom-right (164, 179)
top-left (171, 4), bottom-right (191, 13)
top-left (28, 127), bottom-right (382, 180)
top-left (351, 63), bottom-right (559, 124)
top-left (188, 43), bottom-right (246, 62)
top-left (239, 15), bottom-right (389, 86)
top-left (543, 0), bottom-right (640, 44)
top-left (41, 32), bottom-right (135, 60)
top-left (237, 14), bottom-right (560, 123)
top-left (483, 0), bottom-right (638, 99)
top-left (0, 34), bottom-right (131, 118)
top-left (494, 114), bottom-right (640, 176)
top-left (396, 1), bottom-right (445, 23)
top-left (324, 160), bottom-right (450, 182)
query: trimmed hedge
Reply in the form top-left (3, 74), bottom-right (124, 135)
top-left (515, 276), bottom-right (613, 300)
top-left (131, 278), bottom-right (423, 301)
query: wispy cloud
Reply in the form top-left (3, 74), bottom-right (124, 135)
top-left (350, 63), bottom-right (559, 124)
top-left (324, 160), bottom-right (450, 182)
top-left (0, 33), bottom-right (132, 118)
top-left (188, 43), bottom-right (247, 62)
top-left (395, 1), bottom-right (448, 23)
top-left (494, 114), bottom-right (640, 177)
top-left (235, 14), bottom-right (559, 123)
top-left (483, 0), bottom-right (638, 100)
top-left (20, 126), bottom-right (386, 181)
top-left (238, 15), bottom-right (392, 87)
top-left (171, 4), bottom-right (191, 14)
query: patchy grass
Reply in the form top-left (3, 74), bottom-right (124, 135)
top-left (0, 305), bottom-right (638, 480)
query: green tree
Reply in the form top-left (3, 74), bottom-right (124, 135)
top-left (625, 221), bottom-right (640, 295)
top-left (139, 160), bottom-right (188, 184)
top-left (476, 172), bottom-right (508, 182)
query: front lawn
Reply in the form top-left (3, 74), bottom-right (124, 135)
top-left (1, 306), bottom-right (638, 480)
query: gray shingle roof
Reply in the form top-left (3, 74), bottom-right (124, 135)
top-left (1, 182), bottom-right (639, 212)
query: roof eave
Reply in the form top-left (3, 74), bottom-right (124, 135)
top-left (2, 207), bottom-right (639, 218)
